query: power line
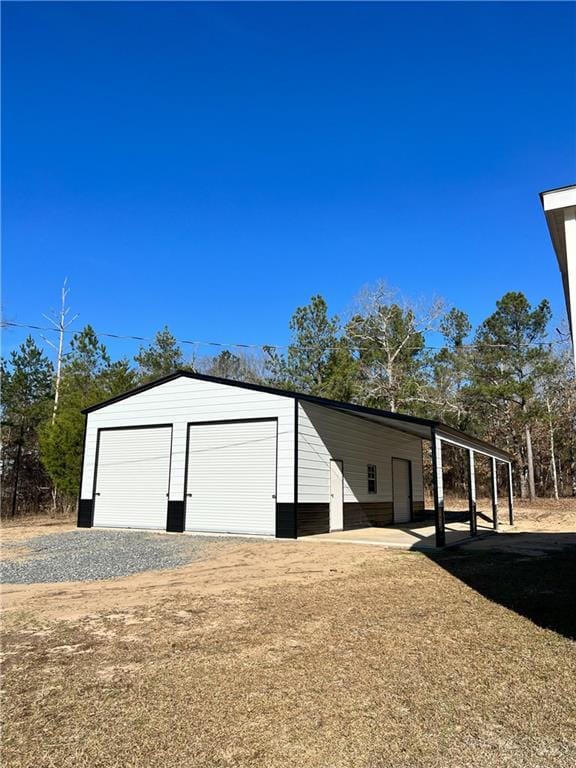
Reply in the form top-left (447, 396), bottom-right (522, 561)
top-left (1, 320), bottom-right (565, 352)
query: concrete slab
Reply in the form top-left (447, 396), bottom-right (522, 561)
top-left (302, 519), bottom-right (498, 551)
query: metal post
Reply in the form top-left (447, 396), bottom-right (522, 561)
top-left (507, 462), bottom-right (514, 525)
top-left (467, 449), bottom-right (477, 536)
top-left (490, 456), bottom-right (499, 531)
top-left (431, 431), bottom-right (445, 547)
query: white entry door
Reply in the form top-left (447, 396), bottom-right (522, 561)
top-left (93, 426), bottom-right (172, 529)
top-left (185, 419), bottom-right (277, 536)
top-left (330, 459), bottom-right (344, 531)
top-left (392, 458), bottom-right (412, 523)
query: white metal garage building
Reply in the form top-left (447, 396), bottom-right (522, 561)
top-left (78, 372), bottom-right (513, 547)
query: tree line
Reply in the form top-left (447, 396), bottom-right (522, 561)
top-left (2, 282), bottom-right (574, 516)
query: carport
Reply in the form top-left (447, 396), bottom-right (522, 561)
top-left (301, 401), bottom-right (515, 549)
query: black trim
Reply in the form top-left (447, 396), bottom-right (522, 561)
top-left (81, 372), bottom-right (435, 428)
top-left (185, 417), bottom-right (278, 426)
top-left (80, 371), bottom-right (511, 461)
top-left (183, 418), bottom-right (279, 535)
top-left (77, 415), bottom-right (89, 527)
top-left (167, 501), bottom-right (185, 532)
top-left (93, 423), bottom-right (174, 432)
top-left (435, 425), bottom-right (512, 462)
top-left (91, 424), bottom-right (173, 528)
top-left (276, 503), bottom-right (297, 538)
top-left (77, 499), bottom-right (94, 527)
top-left (391, 457), bottom-right (413, 523)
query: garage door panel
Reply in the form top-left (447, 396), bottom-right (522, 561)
top-left (93, 427), bottom-right (172, 529)
top-left (185, 420), bottom-right (277, 535)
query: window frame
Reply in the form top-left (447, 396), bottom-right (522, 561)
top-left (367, 463), bottom-right (378, 494)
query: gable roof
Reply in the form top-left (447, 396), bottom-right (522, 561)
top-left (82, 370), bottom-right (512, 460)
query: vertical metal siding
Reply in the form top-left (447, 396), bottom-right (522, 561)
top-left (81, 377), bottom-right (294, 504)
top-left (185, 420), bottom-right (277, 535)
top-left (92, 427), bottom-right (172, 529)
top-left (298, 402), bottom-right (424, 505)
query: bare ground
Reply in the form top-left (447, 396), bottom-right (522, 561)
top-left (1, 501), bottom-right (576, 768)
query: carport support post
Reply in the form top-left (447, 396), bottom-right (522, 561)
top-left (467, 449), bottom-right (477, 536)
top-left (507, 462), bottom-right (514, 525)
top-left (490, 457), bottom-right (499, 531)
top-left (431, 432), bottom-right (446, 548)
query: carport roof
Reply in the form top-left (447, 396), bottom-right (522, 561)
top-left (82, 371), bottom-right (512, 462)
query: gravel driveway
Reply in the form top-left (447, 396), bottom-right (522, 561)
top-left (1, 529), bottom-right (256, 584)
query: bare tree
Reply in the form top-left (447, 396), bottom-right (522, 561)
top-left (42, 279), bottom-right (78, 424)
top-left (346, 281), bottom-right (445, 412)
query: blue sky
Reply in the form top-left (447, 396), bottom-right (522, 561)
top-left (3, 2), bottom-right (575, 363)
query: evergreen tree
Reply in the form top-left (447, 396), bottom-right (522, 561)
top-left (467, 292), bottom-right (553, 499)
top-left (134, 326), bottom-right (187, 382)
top-left (265, 295), bottom-right (341, 395)
top-left (39, 326), bottom-right (136, 498)
top-left (429, 308), bottom-right (472, 428)
top-left (1, 337), bottom-right (54, 515)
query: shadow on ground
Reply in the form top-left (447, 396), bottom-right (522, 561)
top-left (427, 532), bottom-right (576, 641)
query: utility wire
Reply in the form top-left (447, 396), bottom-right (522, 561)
top-left (1, 320), bottom-right (565, 352)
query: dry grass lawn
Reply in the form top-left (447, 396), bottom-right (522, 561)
top-left (2, 501), bottom-right (576, 767)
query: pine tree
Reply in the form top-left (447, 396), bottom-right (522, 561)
top-left (134, 326), bottom-right (188, 382)
top-left (39, 326), bottom-right (136, 498)
top-left (429, 308), bottom-right (472, 428)
top-left (1, 337), bottom-right (54, 515)
top-left (265, 295), bottom-right (341, 395)
top-left (467, 292), bottom-right (553, 499)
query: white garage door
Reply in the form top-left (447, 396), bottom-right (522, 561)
top-left (93, 426), bottom-right (172, 529)
top-left (185, 420), bottom-right (277, 536)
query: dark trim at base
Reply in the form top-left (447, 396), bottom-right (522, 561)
top-left (166, 500), bottom-right (185, 532)
top-left (77, 499), bottom-right (94, 528)
top-left (343, 501), bottom-right (393, 530)
top-left (297, 503), bottom-right (330, 536)
top-left (276, 503), bottom-right (297, 538)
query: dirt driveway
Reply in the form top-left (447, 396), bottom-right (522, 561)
top-left (2, 504), bottom-right (576, 768)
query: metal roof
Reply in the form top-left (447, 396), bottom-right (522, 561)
top-left (82, 371), bottom-right (512, 461)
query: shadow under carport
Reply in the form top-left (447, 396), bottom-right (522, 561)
top-left (426, 531), bottom-right (576, 641)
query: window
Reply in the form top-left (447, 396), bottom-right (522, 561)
top-left (367, 464), bottom-right (377, 494)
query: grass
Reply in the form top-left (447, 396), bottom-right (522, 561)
top-left (2, 526), bottom-right (576, 768)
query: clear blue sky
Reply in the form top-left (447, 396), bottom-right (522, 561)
top-left (3, 1), bottom-right (575, 362)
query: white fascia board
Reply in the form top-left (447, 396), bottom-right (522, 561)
top-left (541, 185), bottom-right (576, 212)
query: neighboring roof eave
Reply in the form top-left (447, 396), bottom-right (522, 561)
top-left (539, 184), bottom-right (576, 207)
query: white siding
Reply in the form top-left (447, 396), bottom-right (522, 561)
top-left (185, 420), bottom-right (277, 535)
top-left (298, 401), bottom-right (424, 505)
top-left (81, 377), bottom-right (294, 503)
